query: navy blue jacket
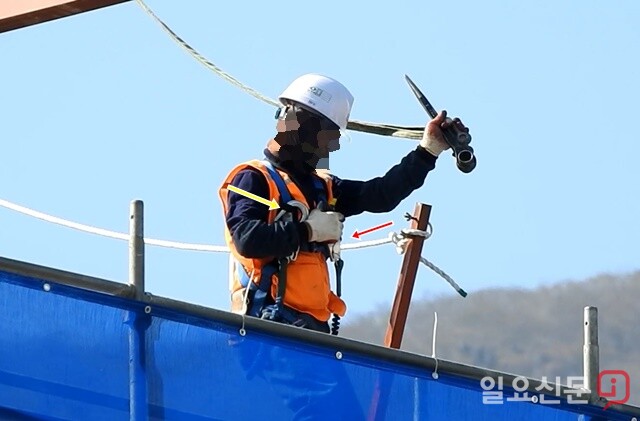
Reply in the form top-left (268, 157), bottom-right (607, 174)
top-left (224, 145), bottom-right (437, 259)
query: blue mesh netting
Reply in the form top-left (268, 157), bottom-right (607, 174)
top-left (0, 267), bottom-right (635, 420)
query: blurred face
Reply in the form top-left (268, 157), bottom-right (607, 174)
top-left (294, 104), bottom-right (342, 158)
top-left (316, 125), bottom-right (341, 158)
top-left (273, 103), bottom-right (342, 170)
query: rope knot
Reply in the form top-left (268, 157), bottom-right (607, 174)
top-left (388, 231), bottom-right (408, 254)
top-left (388, 223), bottom-right (433, 255)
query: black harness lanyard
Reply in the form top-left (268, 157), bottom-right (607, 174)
top-left (273, 256), bottom-right (288, 321)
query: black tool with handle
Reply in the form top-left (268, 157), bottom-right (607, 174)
top-left (405, 75), bottom-right (477, 173)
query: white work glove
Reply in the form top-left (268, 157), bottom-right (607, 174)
top-left (420, 110), bottom-right (455, 157)
top-left (304, 209), bottom-right (344, 243)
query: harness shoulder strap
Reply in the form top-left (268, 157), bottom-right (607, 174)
top-left (311, 175), bottom-right (328, 206)
top-left (262, 160), bottom-right (292, 204)
top-left (263, 160), bottom-right (331, 210)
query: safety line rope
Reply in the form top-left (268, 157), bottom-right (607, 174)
top-left (0, 198), bottom-right (227, 253)
top-left (0, 197), bottom-right (465, 296)
top-left (132, 0), bottom-right (426, 140)
top-left (0, 198), bottom-right (384, 252)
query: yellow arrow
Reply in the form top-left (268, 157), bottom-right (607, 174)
top-left (227, 185), bottom-right (280, 210)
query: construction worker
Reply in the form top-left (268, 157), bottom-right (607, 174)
top-left (219, 73), bottom-right (466, 333)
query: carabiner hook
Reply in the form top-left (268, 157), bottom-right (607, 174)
top-left (273, 200), bottom-right (310, 222)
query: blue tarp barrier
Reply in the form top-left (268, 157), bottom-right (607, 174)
top-left (0, 264), bottom-right (637, 420)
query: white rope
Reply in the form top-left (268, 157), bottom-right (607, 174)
top-left (0, 198), bottom-right (388, 252)
top-left (341, 237), bottom-right (393, 250)
top-left (388, 225), bottom-right (467, 297)
top-left (0, 197), bottom-right (467, 296)
top-left (144, 238), bottom-right (227, 252)
top-left (389, 225), bottom-right (433, 255)
top-left (420, 256), bottom-right (467, 297)
top-left (0, 199), bottom-right (129, 241)
top-left (432, 311), bottom-right (440, 379)
top-left (0, 198), bottom-right (228, 253)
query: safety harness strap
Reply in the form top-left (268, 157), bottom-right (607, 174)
top-left (263, 161), bottom-right (293, 204)
top-left (235, 159), bottom-right (339, 329)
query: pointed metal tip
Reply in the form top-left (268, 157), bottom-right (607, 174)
top-left (404, 75), bottom-right (418, 89)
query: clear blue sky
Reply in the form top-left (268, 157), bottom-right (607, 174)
top-left (1, 0), bottom-right (638, 318)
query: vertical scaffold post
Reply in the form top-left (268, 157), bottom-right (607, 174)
top-left (583, 306), bottom-right (600, 403)
top-left (384, 202), bottom-right (432, 349)
top-left (129, 200), bottom-right (145, 299)
top-left (128, 200), bottom-right (147, 420)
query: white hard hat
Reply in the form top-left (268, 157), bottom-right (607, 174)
top-left (278, 74), bottom-right (354, 131)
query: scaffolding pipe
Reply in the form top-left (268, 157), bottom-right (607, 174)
top-left (129, 200), bottom-right (145, 298)
top-left (583, 306), bottom-right (599, 403)
top-left (128, 199), bottom-right (147, 420)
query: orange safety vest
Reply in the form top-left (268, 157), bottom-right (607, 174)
top-left (218, 159), bottom-right (347, 322)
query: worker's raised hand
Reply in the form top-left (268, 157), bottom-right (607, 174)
top-left (420, 110), bottom-right (468, 157)
top-left (305, 209), bottom-right (344, 243)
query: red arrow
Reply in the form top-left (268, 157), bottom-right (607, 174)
top-left (352, 221), bottom-right (394, 239)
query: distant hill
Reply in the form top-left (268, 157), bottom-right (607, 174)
top-left (340, 271), bottom-right (640, 407)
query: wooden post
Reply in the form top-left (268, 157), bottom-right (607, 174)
top-left (384, 202), bottom-right (432, 349)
